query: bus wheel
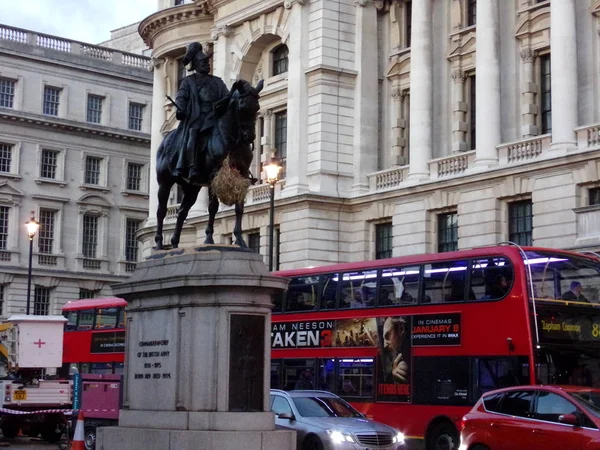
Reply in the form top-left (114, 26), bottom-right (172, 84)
top-left (302, 435), bottom-right (324, 450)
top-left (427, 422), bottom-right (459, 450)
top-left (85, 426), bottom-right (97, 450)
top-left (1, 426), bottom-right (18, 440)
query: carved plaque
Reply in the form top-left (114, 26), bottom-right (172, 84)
top-left (228, 314), bottom-right (265, 412)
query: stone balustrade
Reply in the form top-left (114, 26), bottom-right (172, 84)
top-left (0, 24), bottom-right (150, 69)
top-left (497, 134), bottom-right (551, 165)
top-left (429, 151), bottom-right (475, 179)
top-left (576, 124), bottom-right (600, 150)
top-left (368, 166), bottom-right (408, 191)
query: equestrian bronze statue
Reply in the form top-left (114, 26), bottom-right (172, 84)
top-left (154, 42), bottom-right (263, 250)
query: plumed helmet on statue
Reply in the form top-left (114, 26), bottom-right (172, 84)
top-left (182, 42), bottom-right (208, 66)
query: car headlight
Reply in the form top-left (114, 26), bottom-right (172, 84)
top-left (392, 432), bottom-right (405, 444)
top-left (326, 429), bottom-right (356, 444)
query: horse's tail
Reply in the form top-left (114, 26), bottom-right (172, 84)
top-left (156, 130), bottom-right (179, 181)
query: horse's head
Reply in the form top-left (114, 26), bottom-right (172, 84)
top-left (230, 79), bottom-right (263, 144)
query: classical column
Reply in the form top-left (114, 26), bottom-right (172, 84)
top-left (451, 69), bottom-right (468, 152)
top-left (407, 0), bottom-right (432, 180)
top-left (211, 25), bottom-right (233, 82)
top-left (390, 85), bottom-right (408, 166)
top-left (520, 48), bottom-right (538, 138)
top-left (353, 0), bottom-right (379, 192)
top-left (146, 57), bottom-right (167, 227)
top-left (550, 0), bottom-right (578, 151)
top-left (474, 0), bottom-right (500, 166)
top-left (281, 0), bottom-right (309, 196)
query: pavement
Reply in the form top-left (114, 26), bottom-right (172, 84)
top-left (0, 437), bottom-right (60, 449)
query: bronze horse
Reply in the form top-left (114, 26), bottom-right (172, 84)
top-left (154, 79), bottom-right (263, 250)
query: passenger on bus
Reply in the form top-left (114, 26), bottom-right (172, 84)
top-left (562, 281), bottom-right (590, 303)
top-left (481, 275), bottom-right (509, 300)
top-left (341, 378), bottom-right (357, 394)
top-left (294, 368), bottom-right (315, 390)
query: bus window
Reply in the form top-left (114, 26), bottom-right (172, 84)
top-left (473, 357), bottom-right (529, 398)
top-left (423, 260), bottom-right (469, 303)
top-left (65, 310), bottom-right (78, 331)
top-left (77, 309), bottom-right (95, 330)
top-left (271, 362), bottom-right (282, 389)
top-left (96, 307), bottom-right (118, 329)
top-left (339, 270), bottom-right (377, 309)
top-left (282, 359), bottom-right (316, 390)
top-left (91, 362), bottom-right (113, 374)
top-left (320, 274), bottom-right (338, 310)
top-left (318, 358), bottom-right (335, 391)
top-left (379, 266), bottom-right (420, 306)
top-left (272, 291), bottom-right (283, 313)
top-left (117, 308), bottom-right (126, 328)
top-left (470, 257), bottom-right (513, 300)
top-left (337, 358), bottom-right (374, 400)
top-left (114, 362), bottom-right (124, 375)
top-left (286, 277), bottom-right (318, 312)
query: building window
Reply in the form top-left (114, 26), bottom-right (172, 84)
top-left (405, 1), bottom-right (412, 48)
top-left (87, 95), bottom-right (103, 124)
top-left (85, 156), bottom-right (102, 185)
top-left (272, 44), bottom-right (289, 76)
top-left (127, 163), bottom-right (143, 191)
top-left (79, 288), bottom-right (97, 299)
top-left (0, 143), bottom-right (11, 173)
top-left (467, 0), bottom-right (477, 26)
top-left (590, 188), bottom-right (600, 206)
top-left (0, 78), bottom-right (15, 108)
top-left (34, 286), bottom-right (50, 315)
top-left (0, 206), bottom-right (8, 250)
top-left (468, 73), bottom-right (476, 150)
top-left (540, 54), bottom-right (551, 134)
top-left (40, 149), bottom-right (58, 179)
top-left (125, 219), bottom-right (141, 262)
top-left (375, 223), bottom-right (393, 260)
top-left (129, 103), bottom-right (143, 131)
top-left (509, 200), bottom-right (533, 246)
top-left (82, 214), bottom-right (98, 259)
top-left (43, 86), bottom-right (61, 116)
top-left (38, 209), bottom-right (55, 254)
top-left (438, 213), bottom-right (458, 253)
top-left (0, 285), bottom-right (4, 316)
top-left (248, 232), bottom-right (261, 254)
top-left (275, 111), bottom-right (287, 175)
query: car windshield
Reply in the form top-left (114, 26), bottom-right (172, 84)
top-left (292, 396), bottom-right (364, 418)
top-left (570, 391), bottom-right (600, 417)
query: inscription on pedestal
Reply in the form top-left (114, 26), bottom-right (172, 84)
top-left (133, 340), bottom-right (173, 380)
top-left (229, 314), bottom-right (264, 412)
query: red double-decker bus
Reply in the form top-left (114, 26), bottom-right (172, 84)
top-left (61, 297), bottom-right (127, 376)
top-left (270, 244), bottom-right (600, 450)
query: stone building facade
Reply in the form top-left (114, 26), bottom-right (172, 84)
top-left (0, 24), bottom-right (152, 316)
top-left (139, 0), bottom-right (600, 270)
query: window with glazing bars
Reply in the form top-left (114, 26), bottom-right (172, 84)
top-left (34, 286), bottom-right (50, 315)
top-left (85, 156), bottom-right (101, 185)
top-left (272, 45), bottom-right (289, 76)
top-left (87, 95), bottom-right (103, 123)
top-left (375, 223), bottom-right (393, 260)
top-left (469, 74), bottom-right (476, 150)
top-left (129, 103), bottom-right (143, 131)
top-left (125, 219), bottom-right (140, 262)
top-left (0, 78), bottom-right (15, 108)
top-left (540, 54), bottom-right (551, 134)
top-left (0, 143), bottom-right (11, 173)
top-left (248, 232), bottom-right (260, 254)
top-left (405, 1), bottom-right (412, 48)
top-left (127, 163), bottom-right (143, 191)
top-left (38, 209), bottom-right (55, 254)
top-left (509, 200), bottom-right (533, 246)
top-left (275, 111), bottom-right (287, 175)
top-left (590, 188), bottom-right (600, 206)
top-left (43, 86), bottom-right (60, 116)
top-left (79, 288), bottom-right (97, 299)
top-left (467, 0), bottom-right (477, 26)
top-left (40, 149), bottom-right (58, 179)
top-left (438, 213), bottom-right (458, 253)
top-left (0, 285), bottom-right (4, 316)
top-left (82, 214), bottom-right (98, 259)
top-left (0, 206), bottom-right (8, 250)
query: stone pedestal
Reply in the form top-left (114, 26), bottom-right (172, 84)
top-left (97, 246), bottom-right (295, 450)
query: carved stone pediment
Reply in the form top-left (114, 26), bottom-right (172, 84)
top-left (515, 6), bottom-right (550, 45)
top-left (448, 32), bottom-right (476, 60)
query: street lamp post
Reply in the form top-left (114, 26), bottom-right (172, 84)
top-left (264, 156), bottom-right (281, 271)
top-left (25, 211), bottom-right (40, 315)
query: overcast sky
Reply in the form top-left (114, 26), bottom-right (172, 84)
top-left (2, 0), bottom-right (157, 45)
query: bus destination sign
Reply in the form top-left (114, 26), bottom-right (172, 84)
top-left (90, 331), bottom-right (126, 353)
top-left (538, 310), bottom-right (600, 343)
top-left (411, 313), bottom-right (461, 347)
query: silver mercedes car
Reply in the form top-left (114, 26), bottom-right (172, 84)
top-left (270, 389), bottom-right (405, 450)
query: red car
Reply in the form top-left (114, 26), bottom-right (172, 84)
top-left (460, 385), bottom-right (600, 450)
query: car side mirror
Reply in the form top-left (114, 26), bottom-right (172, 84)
top-left (558, 413), bottom-right (578, 426)
top-left (278, 412), bottom-right (295, 421)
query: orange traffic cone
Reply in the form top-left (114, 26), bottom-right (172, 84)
top-left (70, 410), bottom-right (85, 450)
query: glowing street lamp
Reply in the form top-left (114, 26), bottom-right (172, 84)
top-left (264, 156), bottom-right (281, 271)
top-left (25, 212), bottom-right (40, 315)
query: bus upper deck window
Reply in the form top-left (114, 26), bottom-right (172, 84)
top-left (77, 309), bottom-right (95, 330)
top-left (96, 307), bottom-right (118, 329)
top-left (65, 311), bottom-right (77, 330)
top-left (117, 308), bottom-right (126, 328)
top-left (286, 277), bottom-right (318, 312)
top-left (471, 257), bottom-right (513, 301)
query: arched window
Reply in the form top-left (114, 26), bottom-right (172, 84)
top-left (272, 44), bottom-right (289, 76)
